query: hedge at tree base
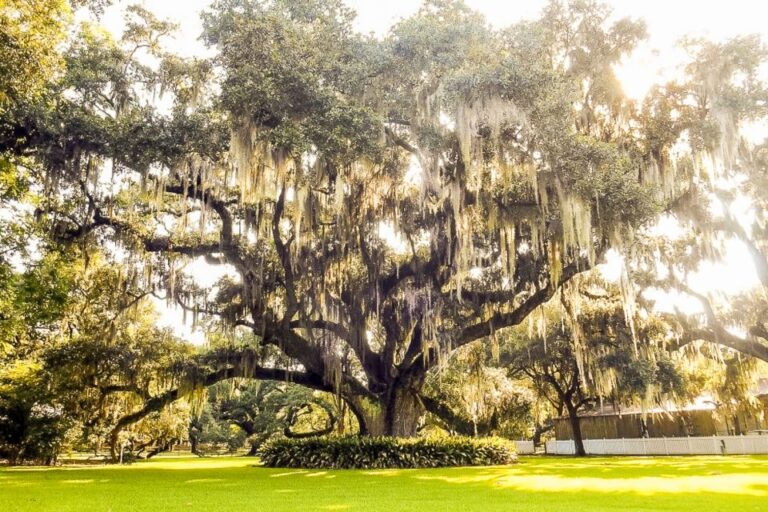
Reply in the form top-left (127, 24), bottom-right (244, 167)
top-left (259, 436), bottom-right (517, 469)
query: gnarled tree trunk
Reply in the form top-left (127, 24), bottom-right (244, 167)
top-left (348, 372), bottom-right (427, 437)
top-left (384, 384), bottom-right (425, 437)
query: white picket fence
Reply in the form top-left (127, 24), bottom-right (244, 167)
top-left (514, 440), bottom-right (536, 454)
top-left (542, 435), bottom-right (768, 455)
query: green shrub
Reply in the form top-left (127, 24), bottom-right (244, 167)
top-left (259, 436), bottom-right (517, 469)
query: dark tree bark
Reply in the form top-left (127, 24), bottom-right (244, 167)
top-left (146, 438), bottom-right (179, 459)
top-left (565, 403), bottom-right (586, 456)
top-left (283, 402), bottom-right (337, 438)
top-left (188, 418), bottom-right (202, 456)
top-left (350, 387), bottom-right (425, 437)
top-left (532, 420), bottom-right (555, 447)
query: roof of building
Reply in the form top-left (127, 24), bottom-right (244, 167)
top-left (570, 396), bottom-right (718, 419)
top-left (556, 376), bottom-right (768, 420)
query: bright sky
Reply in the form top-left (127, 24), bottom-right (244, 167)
top-left (95, 0), bottom-right (768, 101)
top-left (98, 0), bottom-right (768, 43)
top-left (89, 0), bottom-right (768, 342)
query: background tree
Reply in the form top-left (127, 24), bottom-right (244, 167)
top-left (0, 248), bottom-right (77, 464)
top-left (630, 35), bottom-right (768, 363)
top-left (501, 283), bottom-right (689, 456)
top-left (0, 0), bottom-right (69, 126)
top-left (423, 343), bottom-right (535, 438)
top-left (0, 250), bottom-right (200, 462)
top-left (195, 380), bottom-right (343, 456)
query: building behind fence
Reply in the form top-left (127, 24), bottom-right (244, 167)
top-left (511, 380), bottom-right (768, 456)
top-left (554, 384), bottom-right (768, 440)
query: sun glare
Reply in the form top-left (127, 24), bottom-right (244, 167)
top-left (377, 221), bottom-right (409, 255)
top-left (152, 297), bottom-right (207, 345)
top-left (403, 155), bottom-right (423, 188)
top-left (597, 249), bottom-right (625, 283)
top-left (689, 239), bottom-right (761, 297)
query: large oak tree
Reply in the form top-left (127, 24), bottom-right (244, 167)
top-left (7, 0), bottom-right (763, 437)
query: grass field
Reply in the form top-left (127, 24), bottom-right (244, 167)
top-left (1, 455), bottom-right (767, 511)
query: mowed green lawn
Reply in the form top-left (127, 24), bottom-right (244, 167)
top-left (1, 455), bottom-right (767, 511)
